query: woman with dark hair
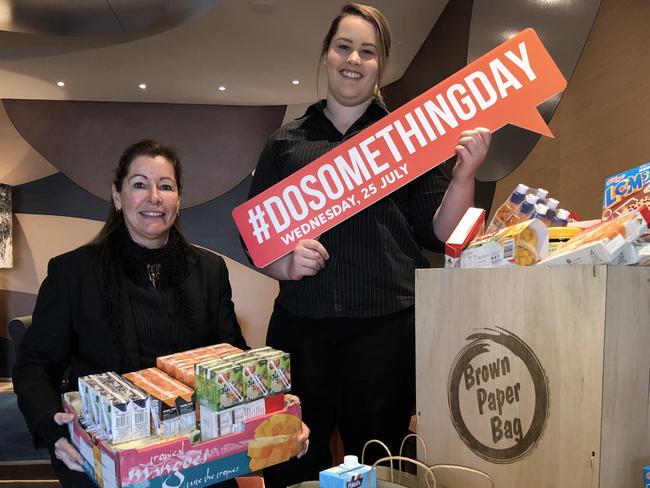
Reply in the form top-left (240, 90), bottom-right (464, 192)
top-left (13, 140), bottom-right (308, 487)
top-left (248, 4), bottom-right (491, 487)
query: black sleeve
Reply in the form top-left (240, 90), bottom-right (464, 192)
top-left (405, 166), bottom-right (450, 252)
top-left (13, 257), bottom-right (73, 450)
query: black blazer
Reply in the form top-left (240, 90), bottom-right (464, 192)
top-left (13, 243), bottom-right (247, 448)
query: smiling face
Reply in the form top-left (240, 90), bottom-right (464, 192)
top-left (112, 155), bottom-right (180, 248)
top-left (325, 15), bottom-right (380, 108)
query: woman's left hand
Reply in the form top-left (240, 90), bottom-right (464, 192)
top-left (452, 127), bottom-right (491, 183)
top-left (295, 421), bottom-right (310, 458)
top-left (284, 394), bottom-right (310, 458)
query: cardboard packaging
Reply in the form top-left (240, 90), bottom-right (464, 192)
top-left (445, 207), bottom-right (486, 268)
top-left (539, 205), bottom-right (650, 266)
top-left (460, 219), bottom-right (548, 268)
top-left (602, 161), bottom-right (650, 220)
top-left (320, 456), bottom-right (377, 488)
top-left (64, 392), bottom-right (300, 488)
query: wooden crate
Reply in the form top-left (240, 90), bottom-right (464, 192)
top-left (415, 266), bottom-right (650, 488)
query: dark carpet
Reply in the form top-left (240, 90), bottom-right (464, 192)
top-left (0, 392), bottom-right (50, 461)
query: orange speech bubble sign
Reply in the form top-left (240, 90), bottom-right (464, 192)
top-left (234, 28), bottom-right (566, 268)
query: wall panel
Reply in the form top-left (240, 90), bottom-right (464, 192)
top-left (492, 0), bottom-right (650, 221)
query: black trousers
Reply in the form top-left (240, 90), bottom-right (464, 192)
top-left (263, 305), bottom-right (416, 488)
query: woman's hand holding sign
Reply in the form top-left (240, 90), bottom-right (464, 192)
top-left (287, 239), bottom-right (329, 280)
top-left (433, 127), bottom-right (492, 242)
top-left (263, 239), bottom-right (329, 281)
top-left (453, 128), bottom-right (492, 184)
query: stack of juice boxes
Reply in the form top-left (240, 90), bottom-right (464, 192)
top-left (78, 372), bottom-right (151, 445)
top-left (194, 347), bottom-right (291, 440)
top-left (156, 343), bottom-right (244, 388)
top-left (122, 367), bottom-right (195, 438)
top-left (66, 344), bottom-right (298, 488)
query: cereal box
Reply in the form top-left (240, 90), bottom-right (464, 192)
top-left (602, 161), bottom-right (650, 221)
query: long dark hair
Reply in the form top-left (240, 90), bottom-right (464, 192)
top-left (91, 139), bottom-right (186, 250)
top-left (319, 3), bottom-right (392, 102)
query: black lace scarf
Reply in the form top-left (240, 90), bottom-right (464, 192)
top-left (99, 225), bottom-right (197, 371)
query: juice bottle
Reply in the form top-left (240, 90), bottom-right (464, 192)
top-left (534, 188), bottom-right (549, 206)
top-left (506, 193), bottom-right (539, 226)
top-left (531, 203), bottom-right (549, 224)
top-left (551, 208), bottom-right (570, 227)
top-left (486, 184), bottom-right (529, 233)
top-left (545, 198), bottom-right (559, 225)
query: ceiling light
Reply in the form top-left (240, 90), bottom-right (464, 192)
top-left (56, 81), bottom-right (65, 87)
top-left (218, 86), bottom-right (226, 91)
top-left (250, 0), bottom-right (275, 12)
top-left (291, 80), bottom-right (300, 85)
top-left (138, 83), bottom-right (147, 90)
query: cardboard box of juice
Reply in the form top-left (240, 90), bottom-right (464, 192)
top-left (64, 392), bottom-right (301, 488)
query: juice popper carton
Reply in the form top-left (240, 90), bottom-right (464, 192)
top-left (200, 361), bottom-right (244, 411)
top-left (235, 355), bottom-right (269, 401)
top-left (257, 350), bottom-right (291, 394)
top-left (320, 455), bottom-right (377, 488)
top-left (156, 344), bottom-right (243, 377)
top-left (123, 368), bottom-right (195, 437)
top-left (602, 161), bottom-right (650, 220)
top-left (445, 207), bottom-right (486, 268)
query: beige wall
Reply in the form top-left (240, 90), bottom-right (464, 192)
top-left (492, 0), bottom-right (650, 221)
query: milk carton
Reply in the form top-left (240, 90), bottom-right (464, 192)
top-left (320, 455), bottom-right (377, 488)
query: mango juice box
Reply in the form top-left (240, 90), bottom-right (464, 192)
top-left (234, 356), bottom-right (269, 401)
top-left (257, 351), bottom-right (291, 394)
top-left (195, 358), bottom-right (225, 407)
top-left (206, 362), bottom-right (244, 411)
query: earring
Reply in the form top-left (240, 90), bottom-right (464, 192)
top-left (115, 207), bottom-right (121, 213)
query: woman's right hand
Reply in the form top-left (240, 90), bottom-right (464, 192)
top-left (287, 239), bottom-right (329, 280)
top-left (53, 412), bottom-right (84, 472)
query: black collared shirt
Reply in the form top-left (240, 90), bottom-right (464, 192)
top-left (248, 100), bottom-right (449, 318)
